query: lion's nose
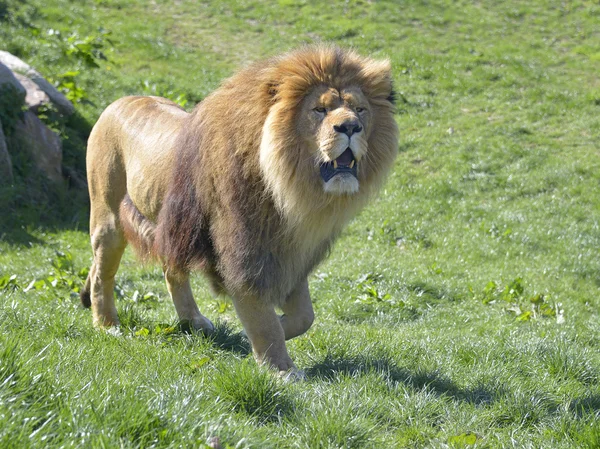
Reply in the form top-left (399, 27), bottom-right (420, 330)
top-left (334, 122), bottom-right (362, 137)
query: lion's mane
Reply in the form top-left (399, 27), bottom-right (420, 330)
top-left (129, 45), bottom-right (399, 304)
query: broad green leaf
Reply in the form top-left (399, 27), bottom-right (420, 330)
top-left (135, 328), bottom-right (150, 337)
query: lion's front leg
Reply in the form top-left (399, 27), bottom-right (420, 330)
top-left (232, 293), bottom-right (296, 375)
top-left (279, 279), bottom-right (314, 340)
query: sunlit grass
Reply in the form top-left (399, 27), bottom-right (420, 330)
top-left (1, 0), bottom-right (600, 447)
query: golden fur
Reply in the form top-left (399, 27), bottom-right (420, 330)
top-left (81, 45), bottom-right (398, 376)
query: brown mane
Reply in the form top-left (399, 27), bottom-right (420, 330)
top-left (119, 44), bottom-right (398, 302)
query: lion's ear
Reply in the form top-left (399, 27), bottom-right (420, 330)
top-left (266, 81), bottom-right (279, 98)
top-left (360, 58), bottom-right (395, 104)
top-left (259, 79), bottom-right (281, 106)
top-left (262, 62), bottom-right (286, 103)
top-left (262, 64), bottom-right (286, 100)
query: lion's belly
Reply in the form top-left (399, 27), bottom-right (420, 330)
top-left (125, 154), bottom-right (174, 222)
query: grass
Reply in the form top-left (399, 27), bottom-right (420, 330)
top-left (1, 0), bottom-right (600, 447)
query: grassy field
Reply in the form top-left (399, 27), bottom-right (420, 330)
top-left (1, 0), bottom-right (600, 447)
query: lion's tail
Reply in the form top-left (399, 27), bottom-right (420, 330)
top-left (80, 275), bottom-right (91, 308)
top-left (119, 194), bottom-right (158, 261)
top-left (79, 195), bottom-right (156, 309)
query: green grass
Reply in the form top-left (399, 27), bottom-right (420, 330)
top-left (1, 0), bottom-right (600, 447)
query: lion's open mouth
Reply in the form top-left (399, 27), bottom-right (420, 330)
top-left (319, 148), bottom-right (357, 182)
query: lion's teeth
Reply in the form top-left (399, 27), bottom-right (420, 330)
top-left (333, 160), bottom-right (338, 169)
top-left (350, 160), bottom-right (355, 168)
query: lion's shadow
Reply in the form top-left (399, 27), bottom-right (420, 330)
top-left (569, 394), bottom-right (600, 417)
top-left (180, 329), bottom-right (600, 417)
top-left (146, 320), bottom-right (251, 356)
top-left (305, 354), bottom-right (499, 405)
top-left (205, 321), bottom-right (251, 356)
top-left (203, 328), bottom-right (496, 405)
top-left (305, 354), bottom-right (600, 415)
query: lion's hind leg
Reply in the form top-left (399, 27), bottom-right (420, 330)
top-left (87, 212), bottom-right (127, 327)
top-left (163, 268), bottom-right (214, 334)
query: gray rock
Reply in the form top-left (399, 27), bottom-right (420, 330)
top-left (0, 61), bottom-right (26, 99)
top-left (14, 111), bottom-right (63, 183)
top-left (0, 117), bottom-right (14, 185)
top-left (14, 73), bottom-right (51, 113)
top-left (0, 50), bottom-right (75, 115)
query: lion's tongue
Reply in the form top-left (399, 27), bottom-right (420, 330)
top-left (336, 148), bottom-right (354, 167)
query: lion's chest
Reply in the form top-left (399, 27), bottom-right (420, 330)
top-left (274, 215), bottom-right (344, 293)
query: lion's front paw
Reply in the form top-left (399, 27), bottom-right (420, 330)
top-left (180, 317), bottom-right (215, 335)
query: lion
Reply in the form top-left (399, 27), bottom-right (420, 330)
top-left (80, 45), bottom-right (398, 377)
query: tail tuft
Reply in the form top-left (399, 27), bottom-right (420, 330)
top-left (80, 276), bottom-right (91, 308)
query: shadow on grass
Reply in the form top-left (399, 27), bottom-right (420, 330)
top-left (569, 395), bottom-right (600, 418)
top-left (406, 281), bottom-right (459, 303)
top-left (0, 181), bottom-right (90, 246)
top-left (306, 354), bottom-right (499, 405)
top-left (116, 304), bottom-right (250, 356)
top-left (207, 321), bottom-right (251, 356)
top-left (172, 320), bottom-right (250, 356)
top-left (0, 111), bottom-right (91, 246)
top-left (0, 225), bottom-right (47, 246)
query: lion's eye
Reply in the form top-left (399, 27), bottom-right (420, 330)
top-left (313, 107), bottom-right (327, 114)
top-left (356, 107), bottom-right (366, 113)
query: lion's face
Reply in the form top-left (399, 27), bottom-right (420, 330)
top-left (297, 86), bottom-right (372, 195)
top-left (258, 46), bottom-right (398, 224)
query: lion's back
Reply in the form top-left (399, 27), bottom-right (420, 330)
top-left (87, 96), bottom-right (190, 221)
